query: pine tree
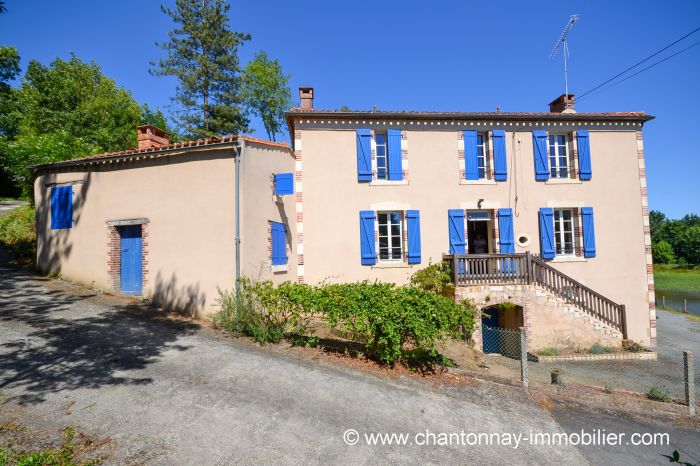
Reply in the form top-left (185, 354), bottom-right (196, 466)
top-left (151, 0), bottom-right (251, 138)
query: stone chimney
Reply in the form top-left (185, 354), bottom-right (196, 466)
top-left (549, 94), bottom-right (576, 113)
top-left (299, 87), bottom-right (314, 110)
top-left (137, 125), bottom-right (170, 150)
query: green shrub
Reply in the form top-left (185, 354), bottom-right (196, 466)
top-left (0, 205), bottom-right (36, 265)
top-left (409, 261), bottom-right (454, 296)
top-left (213, 278), bottom-right (317, 344)
top-left (538, 347), bottom-right (559, 356)
top-left (316, 282), bottom-right (475, 365)
top-left (646, 384), bottom-right (673, 402)
top-left (589, 343), bottom-right (613, 354)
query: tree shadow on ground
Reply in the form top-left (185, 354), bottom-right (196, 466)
top-left (0, 258), bottom-right (200, 405)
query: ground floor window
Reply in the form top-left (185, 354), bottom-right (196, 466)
top-left (553, 208), bottom-right (575, 255)
top-left (378, 211), bottom-right (403, 261)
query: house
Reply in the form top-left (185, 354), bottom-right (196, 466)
top-left (33, 88), bottom-right (656, 350)
top-left (33, 126), bottom-right (297, 314)
top-left (285, 89), bottom-right (655, 350)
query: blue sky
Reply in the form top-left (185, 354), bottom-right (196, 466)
top-left (1, 0), bottom-right (698, 217)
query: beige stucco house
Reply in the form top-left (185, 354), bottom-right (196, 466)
top-left (33, 88), bottom-right (656, 351)
top-left (286, 89), bottom-right (655, 350)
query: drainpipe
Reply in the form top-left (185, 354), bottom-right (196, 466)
top-left (233, 139), bottom-right (244, 298)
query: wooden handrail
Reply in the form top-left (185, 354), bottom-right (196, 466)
top-left (443, 252), bottom-right (627, 338)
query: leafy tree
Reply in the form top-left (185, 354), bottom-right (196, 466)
top-left (151, 0), bottom-right (251, 138)
top-left (649, 210), bottom-right (666, 243)
top-left (1, 132), bottom-right (98, 198)
top-left (0, 46), bottom-right (21, 197)
top-left (0, 46), bottom-right (20, 84)
top-left (16, 54), bottom-right (142, 151)
top-left (681, 214), bottom-right (700, 228)
top-left (677, 226), bottom-right (700, 265)
top-left (240, 51), bottom-right (291, 141)
top-left (139, 103), bottom-right (179, 140)
top-left (0, 1), bottom-right (6, 14)
top-left (652, 240), bottom-right (676, 264)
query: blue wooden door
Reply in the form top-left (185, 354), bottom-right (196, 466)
top-left (481, 309), bottom-right (501, 354)
top-left (120, 225), bottom-right (142, 295)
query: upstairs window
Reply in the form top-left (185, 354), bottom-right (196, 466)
top-left (378, 211), bottom-right (403, 261)
top-left (548, 134), bottom-right (569, 179)
top-left (375, 132), bottom-right (389, 180)
top-left (476, 133), bottom-right (488, 179)
top-left (553, 208), bottom-right (575, 255)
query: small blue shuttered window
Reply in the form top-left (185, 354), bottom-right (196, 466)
top-left (497, 208), bottom-right (515, 253)
top-left (448, 209), bottom-right (466, 254)
top-left (576, 130), bottom-right (592, 180)
top-left (492, 130), bottom-right (507, 181)
top-left (270, 222), bottom-right (288, 265)
top-left (406, 210), bottom-right (421, 264)
top-left (50, 185), bottom-right (73, 230)
top-left (539, 208), bottom-right (556, 259)
top-left (463, 130), bottom-right (479, 181)
top-left (532, 130), bottom-right (550, 181)
top-left (356, 129), bottom-right (372, 182)
top-left (274, 173), bottom-right (294, 195)
top-left (581, 207), bottom-right (596, 257)
top-left (387, 129), bottom-right (403, 181)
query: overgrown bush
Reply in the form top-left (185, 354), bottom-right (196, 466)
top-left (213, 278), bottom-right (317, 344)
top-left (214, 273), bottom-right (476, 367)
top-left (316, 282), bottom-right (475, 365)
top-left (537, 347), bottom-right (559, 357)
top-left (0, 204), bottom-right (36, 265)
top-left (409, 261), bottom-right (454, 296)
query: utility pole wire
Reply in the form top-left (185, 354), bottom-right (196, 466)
top-left (576, 39), bottom-right (700, 104)
top-left (575, 26), bottom-right (700, 101)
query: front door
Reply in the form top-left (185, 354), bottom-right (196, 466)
top-left (119, 225), bottom-right (142, 295)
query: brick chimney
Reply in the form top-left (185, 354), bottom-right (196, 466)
top-left (549, 94), bottom-right (576, 113)
top-left (137, 125), bottom-right (170, 150)
top-left (299, 87), bottom-right (314, 110)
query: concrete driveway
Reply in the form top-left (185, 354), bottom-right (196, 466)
top-left (0, 250), bottom-right (698, 464)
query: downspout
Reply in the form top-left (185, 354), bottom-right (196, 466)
top-left (234, 138), bottom-right (244, 298)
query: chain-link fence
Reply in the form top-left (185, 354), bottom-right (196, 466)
top-left (475, 327), bottom-right (697, 414)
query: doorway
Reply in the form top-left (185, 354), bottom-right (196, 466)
top-left (119, 224), bottom-right (143, 295)
top-left (467, 210), bottom-right (492, 254)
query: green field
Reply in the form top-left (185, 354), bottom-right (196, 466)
top-left (654, 264), bottom-right (700, 292)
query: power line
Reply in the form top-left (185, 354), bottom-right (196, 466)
top-left (576, 39), bottom-right (700, 104)
top-left (575, 26), bottom-right (700, 101)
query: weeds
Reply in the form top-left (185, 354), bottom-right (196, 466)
top-left (646, 384), bottom-right (673, 402)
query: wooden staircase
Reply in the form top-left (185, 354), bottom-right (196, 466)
top-left (444, 253), bottom-right (627, 339)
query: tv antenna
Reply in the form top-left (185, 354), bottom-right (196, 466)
top-left (550, 14), bottom-right (579, 99)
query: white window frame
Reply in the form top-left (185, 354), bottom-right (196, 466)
top-left (553, 208), bottom-right (575, 256)
top-left (548, 134), bottom-right (570, 179)
top-left (375, 132), bottom-right (389, 180)
top-left (477, 132), bottom-right (488, 180)
top-left (377, 211), bottom-right (404, 262)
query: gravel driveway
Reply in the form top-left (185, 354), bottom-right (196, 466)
top-left (0, 259), bottom-right (591, 464)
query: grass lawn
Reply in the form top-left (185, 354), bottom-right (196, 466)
top-left (654, 264), bottom-right (700, 292)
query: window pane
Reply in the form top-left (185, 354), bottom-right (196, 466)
top-left (390, 212), bottom-right (401, 224)
top-left (376, 134), bottom-right (386, 144)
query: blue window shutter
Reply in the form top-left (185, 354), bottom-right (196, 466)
top-left (581, 207), bottom-right (596, 258)
top-left (577, 130), bottom-right (592, 180)
top-left (539, 208), bottom-right (555, 259)
top-left (50, 185), bottom-right (73, 230)
top-left (360, 210), bottom-right (376, 265)
top-left (271, 222), bottom-right (287, 265)
top-left (387, 129), bottom-right (403, 181)
top-left (463, 130), bottom-right (479, 180)
top-left (533, 130), bottom-right (549, 181)
top-left (406, 210), bottom-right (421, 264)
top-left (497, 208), bottom-right (515, 253)
top-left (492, 130), bottom-right (507, 181)
top-left (274, 173), bottom-right (294, 195)
top-left (356, 129), bottom-right (372, 182)
top-left (448, 209), bottom-right (466, 254)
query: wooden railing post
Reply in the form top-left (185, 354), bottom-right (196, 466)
top-left (452, 254), bottom-right (458, 287)
top-left (525, 251), bottom-right (532, 285)
top-left (619, 304), bottom-right (627, 339)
